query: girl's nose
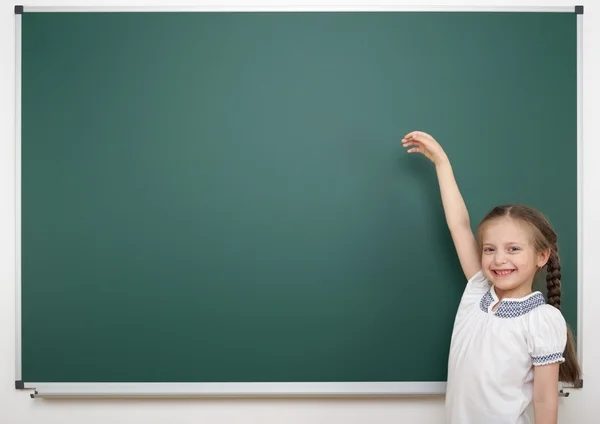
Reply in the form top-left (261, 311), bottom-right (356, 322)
top-left (494, 253), bottom-right (508, 264)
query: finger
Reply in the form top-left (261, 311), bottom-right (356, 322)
top-left (402, 140), bottom-right (422, 148)
top-left (406, 131), bottom-right (434, 144)
top-left (409, 131), bottom-right (431, 142)
top-left (408, 147), bottom-right (420, 153)
top-left (404, 130), bottom-right (423, 139)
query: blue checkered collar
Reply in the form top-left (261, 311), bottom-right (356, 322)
top-left (479, 286), bottom-right (545, 318)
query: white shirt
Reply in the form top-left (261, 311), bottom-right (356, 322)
top-left (445, 270), bottom-right (567, 424)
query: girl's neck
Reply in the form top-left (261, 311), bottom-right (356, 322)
top-left (493, 283), bottom-right (534, 300)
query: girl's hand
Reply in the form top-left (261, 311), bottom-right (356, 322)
top-left (402, 131), bottom-right (449, 166)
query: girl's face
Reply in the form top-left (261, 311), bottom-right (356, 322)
top-left (480, 217), bottom-right (550, 298)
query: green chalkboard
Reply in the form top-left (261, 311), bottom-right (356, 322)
top-left (19, 10), bottom-right (578, 388)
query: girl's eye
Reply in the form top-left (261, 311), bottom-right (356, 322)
top-left (483, 248), bottom-right (494, 253)
top-left (508, 247), bottom-right (521, 252)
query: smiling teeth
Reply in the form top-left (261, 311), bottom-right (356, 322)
top-left (495, 270), bottom-right (513, 275)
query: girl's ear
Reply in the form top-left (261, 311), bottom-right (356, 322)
top-left (537, 248), bottom-right (551, 268)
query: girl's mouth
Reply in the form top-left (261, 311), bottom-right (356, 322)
top-left (492, 269), bottom-right (515, 277)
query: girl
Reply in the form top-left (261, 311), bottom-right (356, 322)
top-left (401, 131), bottom-right (580, 424)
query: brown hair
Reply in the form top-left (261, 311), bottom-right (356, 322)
top-left (476, 204), bottom-right (581, 385)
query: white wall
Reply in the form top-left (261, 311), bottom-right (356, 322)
top-left (1, 0), bottom-right (598, 422)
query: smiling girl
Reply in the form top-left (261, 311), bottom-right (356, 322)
top-left (402, 131), bottom-right (580, 424)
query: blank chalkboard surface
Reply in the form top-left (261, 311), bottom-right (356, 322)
top-left (16, 7), bottom-right (580, 396)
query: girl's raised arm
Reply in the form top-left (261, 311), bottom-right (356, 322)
top-left (402, 131), bottom-right (480, 281)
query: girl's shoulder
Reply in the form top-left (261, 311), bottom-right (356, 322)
top-left (527, 303), bottom-right (566, 328)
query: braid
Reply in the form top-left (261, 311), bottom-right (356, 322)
top-left (545, 249), bottom-right (562, 310)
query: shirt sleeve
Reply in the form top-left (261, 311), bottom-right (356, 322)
top-left (527, 305), bottom-right (568, 366)
top-left (465, 270), bottom-right (491, 294)
top-left (457, 270), bottom-right (492, 310)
